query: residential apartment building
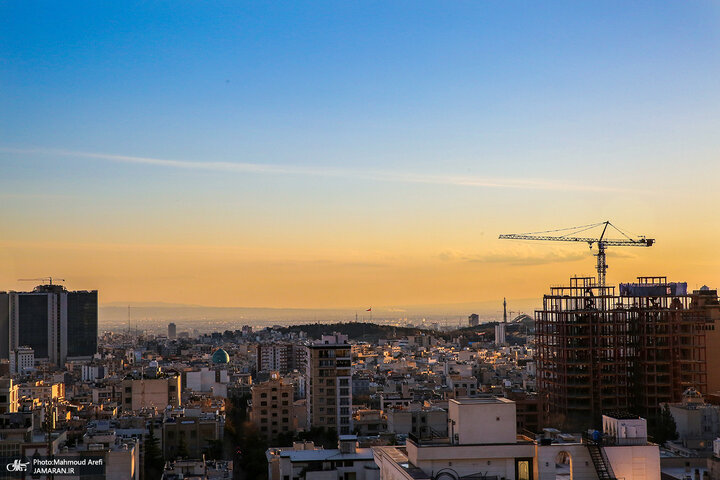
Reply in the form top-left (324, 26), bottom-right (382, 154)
top-left (386, 406), bottom-right (447, 439)
top-left (667, 388), bottom-right (720, 450)
top-left (374, 397), bottom-right (661, 480)
top-left (250, 372), bottom-right (294, 441)
top-left (120, 375), bottom-right (181, 411)
top-left (0, 379), bottom-right (19, 413)
top-left (18, 380), bottom-right (64, 403)
top-left (305, 333), bottom-right (353, 434)
top-left (257, 343), bottom-right (305, 374)
top-left (163, 412), bottom-right (224, 459)
top-left (266, 436), bottom-right (379, 480)
top-left (9, 346), bottom-right (34, 374)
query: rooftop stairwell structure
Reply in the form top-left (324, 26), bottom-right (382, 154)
top-left (586, 442), bottom-right (616, 480)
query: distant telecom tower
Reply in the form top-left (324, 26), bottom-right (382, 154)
top-left (495, 298), bottom-right (507, 346)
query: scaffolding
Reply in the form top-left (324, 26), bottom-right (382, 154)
top-left (536, 276), bottom-right (715, 430)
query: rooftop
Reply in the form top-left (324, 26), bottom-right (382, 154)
top-left (449, 397), bottom-right (513, 405)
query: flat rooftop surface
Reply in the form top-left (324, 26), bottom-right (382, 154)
top-left (450, 397), bottom-right (513, 405)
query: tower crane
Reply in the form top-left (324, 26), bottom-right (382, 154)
top-left (17, 277), bottom-right (65, 285)
top-left (498, 221), bottom-right (654, 289)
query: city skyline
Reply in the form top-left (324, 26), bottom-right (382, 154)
top-left (2, 2), bottom-right (720, 308)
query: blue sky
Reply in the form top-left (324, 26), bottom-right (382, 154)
top-left (1, 2), bottom-right (719, 307)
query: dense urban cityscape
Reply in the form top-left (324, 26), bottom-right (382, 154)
top-left (3, 2), bottom-right (719, 480)
top-left (0, 267), bottom-right (718, 479)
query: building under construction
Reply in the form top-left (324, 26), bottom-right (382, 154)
top-left (536, 275), bottom-right (720, 431)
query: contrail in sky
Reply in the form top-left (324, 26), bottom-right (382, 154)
top-left (0, 146), bottom-right (629, 193)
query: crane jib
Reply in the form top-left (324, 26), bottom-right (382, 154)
top-left (498, 222), bottom-right (654, 289)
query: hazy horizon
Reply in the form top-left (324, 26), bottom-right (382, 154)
top-left (98, 297), bottom-right (538, 333)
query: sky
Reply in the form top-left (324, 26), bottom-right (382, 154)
top-left (1, 2), bottom-right (719, 309)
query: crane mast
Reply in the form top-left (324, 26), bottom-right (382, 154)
top-left (499, 221), bottom-right (654, 289)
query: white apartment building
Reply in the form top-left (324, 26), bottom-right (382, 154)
top-left (666, 388), bottom-right (720, 450)
top-left (267, 436), bottom-right (379, 480)
top-left (81, 364), bottom-right (106, 382)
top-left (374, 397), bottom-right (661, 480)
top-left (9, 346), bottom-right (34, 374)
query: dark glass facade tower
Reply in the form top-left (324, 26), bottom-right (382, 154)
top-left (6, 285), bottom-right (98, 365)
top-left (17, 294), bottom-right (49, 359)
top-left (67, 291), bottom-right (98, 358)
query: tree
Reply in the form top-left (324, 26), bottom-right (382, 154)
top-left (176, 434), bottom-right (190, 459)
top-left (296, 427), bottom-right (337, 449)
top-left (225, 395), bottom-right (269, 480)
top-left (653, 404), bottom-right (679, 445)
top-left (204, 438), bottom-right (225, 460)
top-left (144, 424), bottom-right (164, 480)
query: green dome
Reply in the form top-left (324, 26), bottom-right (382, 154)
top-left (212, 348), bottom-right (230, 364)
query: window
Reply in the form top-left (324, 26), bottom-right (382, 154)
top-left (261, 401), bottom-right (267, 406)
top-left (261, 393), bottom-right (267, 398)
top-left (339, 379), bottom-right (349, 386)
top-left (282, 392), bottom-right (289, 397)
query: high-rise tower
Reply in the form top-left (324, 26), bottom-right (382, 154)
top-left (305, 333), bottom-right (353, 434)
top-left (6, 284), bottom-right (97, 365)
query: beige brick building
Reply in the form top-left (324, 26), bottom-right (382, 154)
top-left (305, 333), bottom-right (353, 434)
top-left (250, 372), bottom-right (294, 441)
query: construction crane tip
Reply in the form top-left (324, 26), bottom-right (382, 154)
top-left (499, 222), bottom-right (654, 289)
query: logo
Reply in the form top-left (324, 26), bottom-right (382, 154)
top-left (6, 459), bottom-right (29, 472)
